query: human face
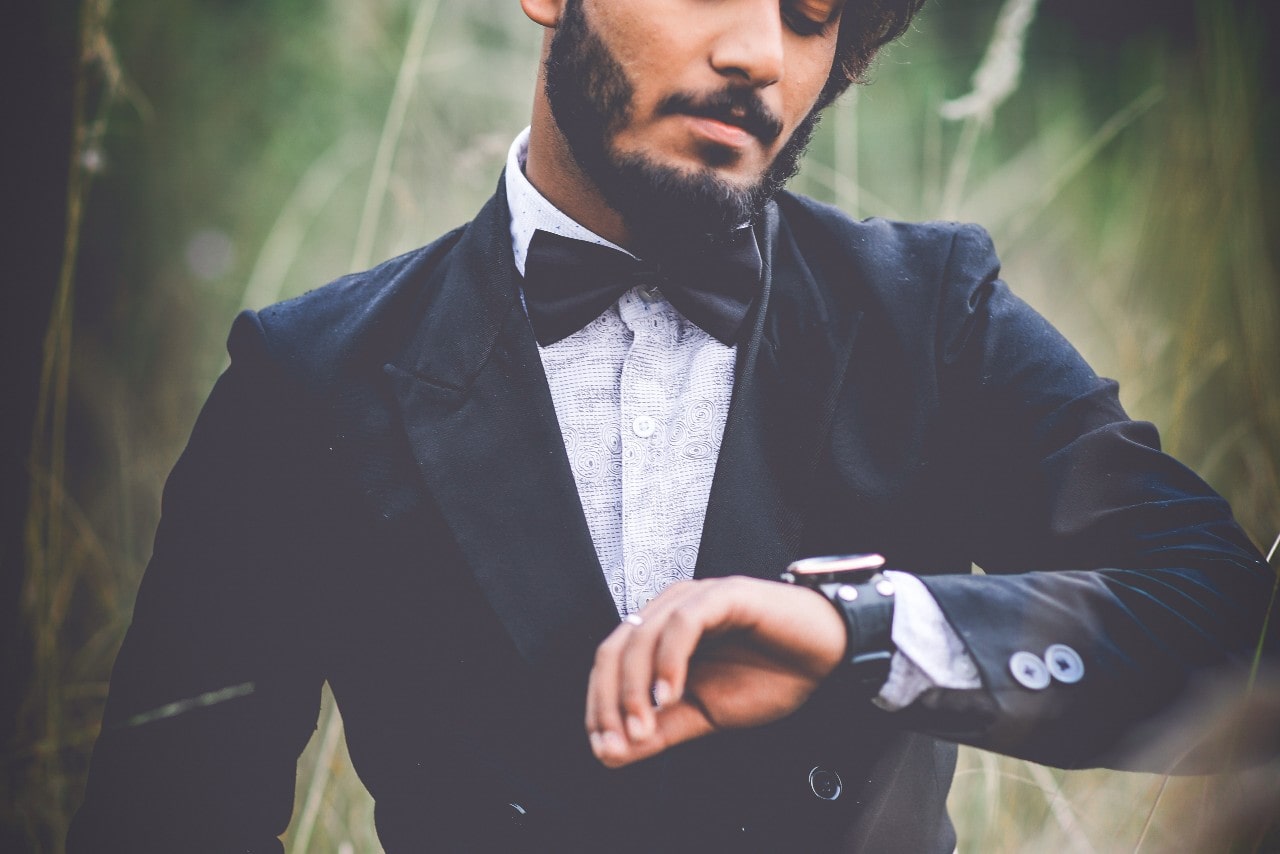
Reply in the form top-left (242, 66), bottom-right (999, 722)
top-left (543, 0), bottom-right (843, 244)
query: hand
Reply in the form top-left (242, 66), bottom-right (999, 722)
top-left (585, 576), bottom-right (847, 767)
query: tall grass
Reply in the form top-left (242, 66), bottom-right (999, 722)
top-left (15, 0), bottom-right (1277, 851)
top-left (801, 2), bottom-right (1280, 849)
top-left (15, 1), bottom-right (123, 848)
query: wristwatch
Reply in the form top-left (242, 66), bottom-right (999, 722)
top-left (781, 553), bottom-right (897, 697)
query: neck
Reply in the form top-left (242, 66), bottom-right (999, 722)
top-left (525, 82), bottom-right (635, 251)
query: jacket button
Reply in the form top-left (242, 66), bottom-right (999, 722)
top-left (808, 766), bottom-right (844, 801)
top-left (1044, 644), bottom-right (1085, 683)
top-left (1009, 651), bottom-right (1051, 690)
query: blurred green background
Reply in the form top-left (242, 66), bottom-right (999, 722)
top-left (8, 0), bottom-right (1279, 851)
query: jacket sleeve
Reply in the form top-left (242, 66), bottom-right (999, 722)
top-left (67, 312), bottom-right (329, 853)
top-left (907, 224), bottom-right (1276, 770)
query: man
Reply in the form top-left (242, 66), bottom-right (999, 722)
top-left (70, 0), bottom-right (1274, 851)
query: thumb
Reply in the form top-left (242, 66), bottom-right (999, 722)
top-left (653, 698), bottom-right (717, 752)
top-left (595, 699), bottom-right (715, 768)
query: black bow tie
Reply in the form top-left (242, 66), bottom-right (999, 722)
top-left (521, 228), bottom-right (762, 346)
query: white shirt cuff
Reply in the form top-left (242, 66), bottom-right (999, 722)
top-left (873, 570), bottom-right (982, 711)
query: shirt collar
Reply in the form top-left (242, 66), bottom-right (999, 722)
top-left (505, 127), bottom-right (632, 277)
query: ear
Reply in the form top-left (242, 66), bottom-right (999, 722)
top-left (521, 0), bottom-right (565, 28)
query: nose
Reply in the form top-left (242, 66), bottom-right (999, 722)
top-left (709, 0), bottom-right (785, 88)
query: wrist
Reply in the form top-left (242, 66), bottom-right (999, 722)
top-left (781, 554), bottom-right (898, 697)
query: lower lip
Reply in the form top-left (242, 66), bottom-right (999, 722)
top-left (683, 115), bottom-right (754, 148)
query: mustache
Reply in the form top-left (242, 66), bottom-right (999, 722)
top-left (656, 88), bottom-right (784, 145)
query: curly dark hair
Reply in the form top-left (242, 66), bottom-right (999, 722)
top-left (821, 0), bottom-right (928, 106)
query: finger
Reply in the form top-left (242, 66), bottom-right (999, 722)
top-left (649, 596), bottom-right (713, 709)
top-left (585, 622), bottom-right (633, 756)
top-left (653, 576), bottom-right (768, 687)
top-left (617, 628), bottom-right (658, 741)
top-left (615, 579), bottom-right (744, 744)
top-left (612, 584), bottom-right (703, 741)
top-left (587, 583), bottom-right (701, 749)
top-left (616, 612), bottom-right (669, 742)
top-left (594, 698), bottom-right (715, 768)
top-left (613, 578), bottom-right (745, 730)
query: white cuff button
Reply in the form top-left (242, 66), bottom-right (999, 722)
top-left (632, 415), bottom-right (656, 438)
top-left (1044, 644), bottom-right (1085, 684)
top-left (1009, 651), bottom-right (1051, 690)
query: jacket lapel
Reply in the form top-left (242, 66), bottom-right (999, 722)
top-left (696, 203), bottom-right (864, 581)
top-left (385, 186), bottom-right (620, 672)
top-left (385, 188), bottom-right (866, 669)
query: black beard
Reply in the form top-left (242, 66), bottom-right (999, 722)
top-left (543, 0), bottom-right (821, 249)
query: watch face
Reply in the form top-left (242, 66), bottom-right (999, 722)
top-left (787, 553), bottom-right (886, 576)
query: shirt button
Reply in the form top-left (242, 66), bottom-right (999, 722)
top-left (632, 415), bottom-right (656, 438)
top-left (808, 766), bottom-right (844, 801)
top-left (1009, 651), bottom-right (1051, 690)
top-left (1044, 644), bottom-right (1085, 684)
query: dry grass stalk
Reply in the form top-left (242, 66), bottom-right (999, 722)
top-left (17, 1), bottom-right (120, 848)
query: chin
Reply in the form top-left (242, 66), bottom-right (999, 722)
top-left (690, 142), bottom-right (757, 173)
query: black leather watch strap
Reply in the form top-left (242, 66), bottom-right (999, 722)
top-left (818, 574), bottom-right (897, 696)
top-left (781, 555), bottom-right (897, 698)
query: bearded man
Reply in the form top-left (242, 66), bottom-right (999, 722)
top-left (69, 1), bottom-right (1274, 851)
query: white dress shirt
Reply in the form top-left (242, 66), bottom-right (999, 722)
top-left (504, 128), bottom-right (980, 708)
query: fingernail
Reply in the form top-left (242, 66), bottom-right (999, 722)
top-left (601, 730), bottom-right (626, 755)
top-left (589, 731), bottom-right (603, 754)
top-left (626, 714), bottom-right (651, 741)
top-left (653, 679), bottom-right (672, 707)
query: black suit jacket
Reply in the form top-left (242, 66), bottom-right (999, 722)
top-left (69, 186), bottom-right (1274, 852)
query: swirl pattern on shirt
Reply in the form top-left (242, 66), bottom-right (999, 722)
top-left (537, 287), bottom-right (736, 616)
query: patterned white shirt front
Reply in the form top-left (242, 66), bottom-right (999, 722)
top-left (505, 128), bottom-right (736, 617)
top-left (504, 128), bottom-right (981, 706)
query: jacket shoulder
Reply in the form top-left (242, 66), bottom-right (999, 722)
top-left (774, 192), bottom-right (1004, 363)
top-left (775, 192), bottom-right (999, 299)
top-left (227, 225), bottom-right (468, 387)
